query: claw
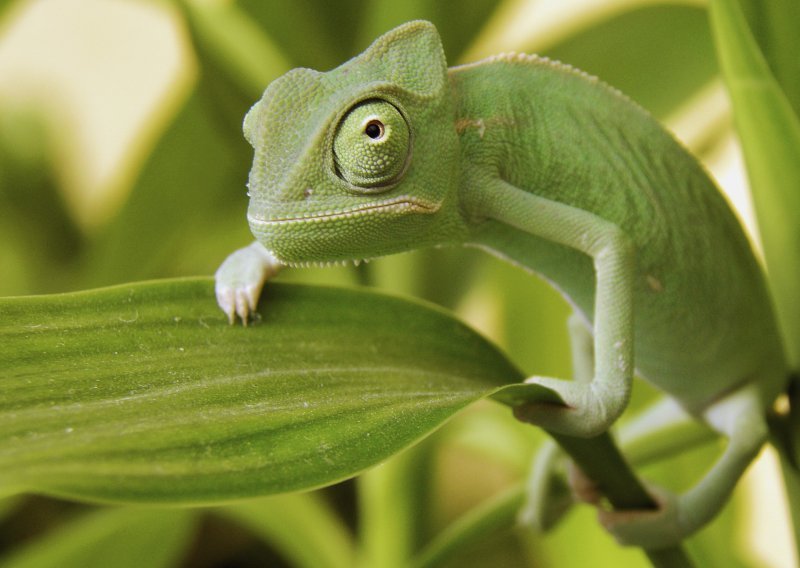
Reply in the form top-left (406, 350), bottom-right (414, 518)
top-left (214, 242), bottom-right (282, 325)
top-left (235, 288), bottom-right (252, 325)
top-left (215, 285), bottom-right (237, 325)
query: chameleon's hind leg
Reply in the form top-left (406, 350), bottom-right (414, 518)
top-left (521, 314), bottom-right (711, 531)
top-left (522, 395), bottom-right (715, 532)
top-left (600, 384), bottom-right (769, 548)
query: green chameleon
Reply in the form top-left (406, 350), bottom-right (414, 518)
top-left (215, 21), bottom-right (787, 548)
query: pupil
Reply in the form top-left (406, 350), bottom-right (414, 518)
top-left (365, 121), bottom-right (383, 139)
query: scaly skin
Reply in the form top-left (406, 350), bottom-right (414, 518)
top-left (215, 21), bottom-right (788, 548)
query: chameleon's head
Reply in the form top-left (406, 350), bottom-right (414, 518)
top-left (242, 21), bottom-right (465, 265)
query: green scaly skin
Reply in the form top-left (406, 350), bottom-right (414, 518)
top-left (215, 21), bottom-right (788, 549)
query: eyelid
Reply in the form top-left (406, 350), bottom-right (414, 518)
top-left (330, 96), bottom-right (413, 192)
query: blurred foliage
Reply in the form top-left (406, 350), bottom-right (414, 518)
top-left (0, 0), bottom-right (797, 567)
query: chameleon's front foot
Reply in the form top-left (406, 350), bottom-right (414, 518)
top-left (513, 375), bottom-right (627, 438)
top-left (214, 241), bottom-right (283, 324)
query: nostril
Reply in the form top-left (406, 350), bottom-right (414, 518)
top-left (303, 188), bottom-right (314, 199)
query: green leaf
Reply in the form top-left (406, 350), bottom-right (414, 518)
top-left (738, 0), bottom-right (800, 117)
top-left (0, 496), bottom-right (20, 522)
top-left (179, 0), bottom-right (291, 100)
top-left (710, 0), bottom-right (800, 368)
top-left (83, 91), bottom-right (252, 286)
top-left (238, 0), bottom-right (366, 70)
top-left (222, 493), bottom-right (355, 568)
top-left (355, 0), bottom-right (503, 61)
top-left (0, 0), bottom-right (16, 23)
top-left (0, 279), bottom-right (522, 504)
top-left (0, 104), bottom-right (82, 295)
top-left (542, 4), bottom-right (718, 119)
top-left (0, 507), bottom-right (196, 568)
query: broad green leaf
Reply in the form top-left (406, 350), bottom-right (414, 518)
top-left (0, 507), bottom-right (196, 568)
top-left (221, 493), bottom-right (354, 568)
top-left (710, 0), bottom-right (800, 368)
top-left (0, 279), bottom-right (523, 504)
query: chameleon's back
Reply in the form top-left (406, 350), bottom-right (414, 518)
top-left (450, 55), bottom-right (785, 412)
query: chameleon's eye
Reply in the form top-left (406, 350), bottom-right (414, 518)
top-left (333, 99), bottom-right (410, 188)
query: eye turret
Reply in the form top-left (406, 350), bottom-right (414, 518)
top-left (333, 99), bottom-right (411, 189)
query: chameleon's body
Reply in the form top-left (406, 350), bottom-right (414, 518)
top-left (216, 21), bottom-right (786, 547)
top-left (451, 56), bottom-right (784, 412)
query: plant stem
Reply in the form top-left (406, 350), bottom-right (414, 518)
top-left (550, 431), bottom-right (694, 567)
top-left (357, 442), bottom-right (432, 568)
top-left (411, 485), bottom-right (524, 568)
top-left (413, 429), bottom-right (702, 567)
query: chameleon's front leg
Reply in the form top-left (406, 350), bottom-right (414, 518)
top-left (472, 180), bottom-right (635, 438)
top-left (215, 241), bottom-right (283, 324)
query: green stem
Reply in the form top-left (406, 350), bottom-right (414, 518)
top-left (222, 493), bottom-right (355, 568)
top-left (357, 443), bottom-right (430, 568)
top-left (413, 429), bottom-right (700, 568)
top-left (411, 485), bottom-right (524, 568)
top-left (551, 432), bottom-right (694, 567)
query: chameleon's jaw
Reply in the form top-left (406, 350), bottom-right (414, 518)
top-left (247, 195), bottom-right (440, 227)
top-left (246, 195), bottom-right (442, 264)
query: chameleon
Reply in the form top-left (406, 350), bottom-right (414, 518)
top-left (214, 20), bottom-right (787, 548)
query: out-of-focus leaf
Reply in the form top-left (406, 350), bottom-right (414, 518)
top-left (710, 0), bottom-right (800, 368)
top-left (357, 443), bottom-right (437, 568)
top-left (0, 0), bottom-right (16, 23)
top-left (0, 496), bottom-right (20, 522)
top-left (738, 0), bottom-right (800, 117)
top-left (0, 105), bottom-right (82, 294)
top-left (0, 507), bottom-right (196, 568)
top-left (0, 279), bottom-right (523, 504)
top-left (84, 1), bottom-right (294, 288)
top-left (222, 494), bottom-right (354, 568)
top-left (368, 248), bottom-right (483, 313)
top-left (475, 254), bottom-right (571, 379)
top-left (83, 91), bottom-right (251, 286)
top-left (356, 0), bottom-right (502, 60)
top-left (543, 5), bottom-right (717, 119)
top-left (238, 0), bottom-right (366, 70)
top-left (179, 0), bottom-right (291, 100)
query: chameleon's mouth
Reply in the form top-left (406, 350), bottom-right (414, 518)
top-left (247, 196), bottom-right (440, 227)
